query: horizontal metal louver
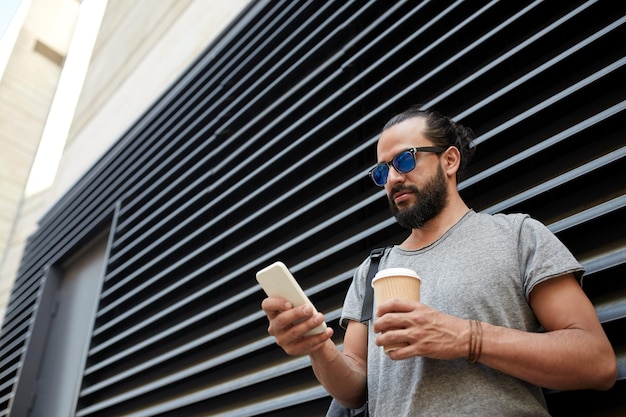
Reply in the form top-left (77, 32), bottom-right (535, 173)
top-left (0, 1), bottom-right (624, 416)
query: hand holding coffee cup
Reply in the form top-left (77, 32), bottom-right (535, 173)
top-left (371, 267), bottom-right (421, 353)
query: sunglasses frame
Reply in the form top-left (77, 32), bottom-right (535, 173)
top-left (368, 146), bottom-right (447, 186)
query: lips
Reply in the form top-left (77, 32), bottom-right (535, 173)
top-left (392, 189), bottom-right (413, 205)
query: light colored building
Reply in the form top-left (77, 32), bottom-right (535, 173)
top-left (0, 0), bottom-right (250, 323)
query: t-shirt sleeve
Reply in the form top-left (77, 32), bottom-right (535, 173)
top-left (339, 258), bottom-right (371, 329)
top-left (518, 216), bottom-right (585, 300)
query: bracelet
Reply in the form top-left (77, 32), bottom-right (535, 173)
top-left (468, 319), bottom-right (483, 363)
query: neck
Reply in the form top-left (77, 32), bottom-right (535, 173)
top-left (400, 196), bottom-right (469, 250)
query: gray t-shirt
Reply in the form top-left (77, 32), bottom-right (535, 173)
top-left (340, 210), bottom-right (584, 416)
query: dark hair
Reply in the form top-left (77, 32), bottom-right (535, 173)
top-left (383, 106), bottom-right (476, 181)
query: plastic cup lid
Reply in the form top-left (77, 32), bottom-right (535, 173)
top-left (372, 267), bottom-right (420, 284)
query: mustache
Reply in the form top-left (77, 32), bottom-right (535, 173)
top-left (389, 185), bottom-right (419, 199)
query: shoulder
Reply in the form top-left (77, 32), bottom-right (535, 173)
top-left (480, 211), bottom-right (529, 225)
top-left (462, 210), bottom-right (531, 234)
top-left (473, 211), bottom-right (550, 233)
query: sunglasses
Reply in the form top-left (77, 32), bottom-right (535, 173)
top-left (368, 146), bottom-right (447, 186)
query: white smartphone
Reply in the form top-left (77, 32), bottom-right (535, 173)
top-left (256, 261), bottom-right (327, 336)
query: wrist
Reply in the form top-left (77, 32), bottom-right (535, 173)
top-left (467, 319), bottom-right (483, 363)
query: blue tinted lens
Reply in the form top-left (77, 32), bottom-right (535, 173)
top-left (394, 150), bottom-right (416, 173)
top-left (371, 164), bottom-right (389, 186)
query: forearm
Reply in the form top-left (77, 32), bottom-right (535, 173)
top-left (479, 322), bottom-right (616, 391)
top-left (310, 339), bottom-right (367, 408)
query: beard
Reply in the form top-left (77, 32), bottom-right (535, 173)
top-left (388, 164), bottom-right (448, 229)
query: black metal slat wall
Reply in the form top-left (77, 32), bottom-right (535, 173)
top-left (0, 1), bottom-right (624, 416)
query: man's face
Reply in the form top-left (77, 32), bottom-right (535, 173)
top-left (377, 118), bottom-right (449, 229)
top-left (388, 163), bottom-right (448, 229)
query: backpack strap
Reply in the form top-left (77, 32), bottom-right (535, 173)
top-left (360, 246), bottom-right (390, 323)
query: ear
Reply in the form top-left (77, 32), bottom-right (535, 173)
top-left (441, 146), bottom-right (461, 178)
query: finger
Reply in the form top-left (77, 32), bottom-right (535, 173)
top-left (385, 343), bottom-right (413, 360)
top-left (374, 328), bottom-right (404, 348)
top-left (279, 327), bottom-right (334, 356)
top-left (376, 298), bottom-right (418, 316)
top-left (261, 296), bottom-right (293, 315)
top-left (270, 304), bottom-right (319, 336)
top-left (372, 311), bottom-right (408, 334)
top-left (282, 309), bottom-right (325, 339)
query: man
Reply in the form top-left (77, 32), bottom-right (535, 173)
top-left (261, 107), bottom-right (616, 415)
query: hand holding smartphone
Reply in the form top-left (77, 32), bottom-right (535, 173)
top-left (256, 261), bottom-right (327, 336)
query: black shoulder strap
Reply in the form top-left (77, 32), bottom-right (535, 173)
top-left (360, 246), bottom-right (389, 323)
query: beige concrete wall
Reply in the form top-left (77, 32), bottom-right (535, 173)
top-left (54, 0), bottom-right (251, 201)
top-left (0, 0), bottom-right (250, 322)
top-left (0, 0), bottom-right (79, 320)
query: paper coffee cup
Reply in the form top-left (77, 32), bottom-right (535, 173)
top-left (371, 267), bottom-right (421, 352)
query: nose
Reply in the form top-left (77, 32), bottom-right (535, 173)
top-left (386, 165), bottom-right (405, 188)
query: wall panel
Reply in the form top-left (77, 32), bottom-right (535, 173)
top-left (0, 1), bottom-right (624, 416)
